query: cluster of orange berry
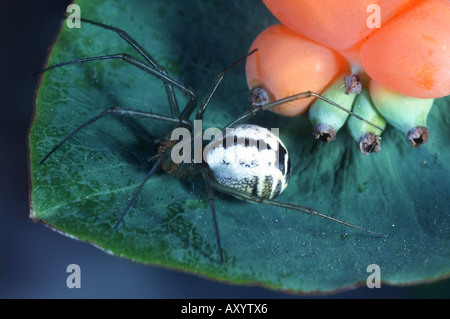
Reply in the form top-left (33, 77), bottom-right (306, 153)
top-left (245, 0), bottom-right (449, 154)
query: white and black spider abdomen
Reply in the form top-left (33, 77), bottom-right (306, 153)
top-left (205, 124), bottom-right (290, 199)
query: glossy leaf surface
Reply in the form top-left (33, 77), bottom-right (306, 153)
top-left (28, 0), bottom-right (449, 293)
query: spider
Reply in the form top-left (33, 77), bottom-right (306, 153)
top-left (37, 17), bottom-right (386, 264)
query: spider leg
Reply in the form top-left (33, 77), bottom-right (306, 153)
top-left (113, 154), bottom-right (165, 229)
top-left (60, 17), bottom-right (181, 118)
top-left (200, 169), bottom-right (224, 264)
top-left (224, 91), bottom-right (385, 133)
top-left (36, 53), bottom-right (198, 119)
top-left (195, 49), bottom-right (257, 121)
top-left (259, 198), bottom-right (387, 238)
top-left (207, 179), bottom-right (387, 238)
top-left (40, 107), bottom-right (191, 164)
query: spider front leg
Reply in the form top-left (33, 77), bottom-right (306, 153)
top-left (37, 50), bottom-right (201, 164)
top-left (36, 53), bottom-right (198, 122)
top-left (195, 49), bottom-right (257, 121)
top-left (224, 91), bottom-right (385, 133)
top-left (39, 107), bottom-right (192, 164)
top-left (70, 17), bottom-right (181, 118)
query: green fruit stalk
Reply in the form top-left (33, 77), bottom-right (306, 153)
top-left (370, 80), bottom-right (434, 147)
top-left (309, 75), bottom-right (357, 142)
top-left (346, 89), bottom-right (387, 155)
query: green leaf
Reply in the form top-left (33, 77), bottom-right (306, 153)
top-left (28, 0), bottom-right (449, 293)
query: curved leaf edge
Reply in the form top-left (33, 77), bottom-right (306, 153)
top-left (30, 213), bottom-right (450, 295)
top-left (27, 17), bottom-right (70, 220)
top-left (27, 0), bottom-right (449, 296)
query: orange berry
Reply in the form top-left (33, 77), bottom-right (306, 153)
top-left (262, 0), bottom-right (421, 55)
top-left (361, 0), bottom-right (450, 98)
top-left (246, 24), bottom-right (347, 117)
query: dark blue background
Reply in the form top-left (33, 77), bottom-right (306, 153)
top-left (1, 0), bottom-right (448, 299)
